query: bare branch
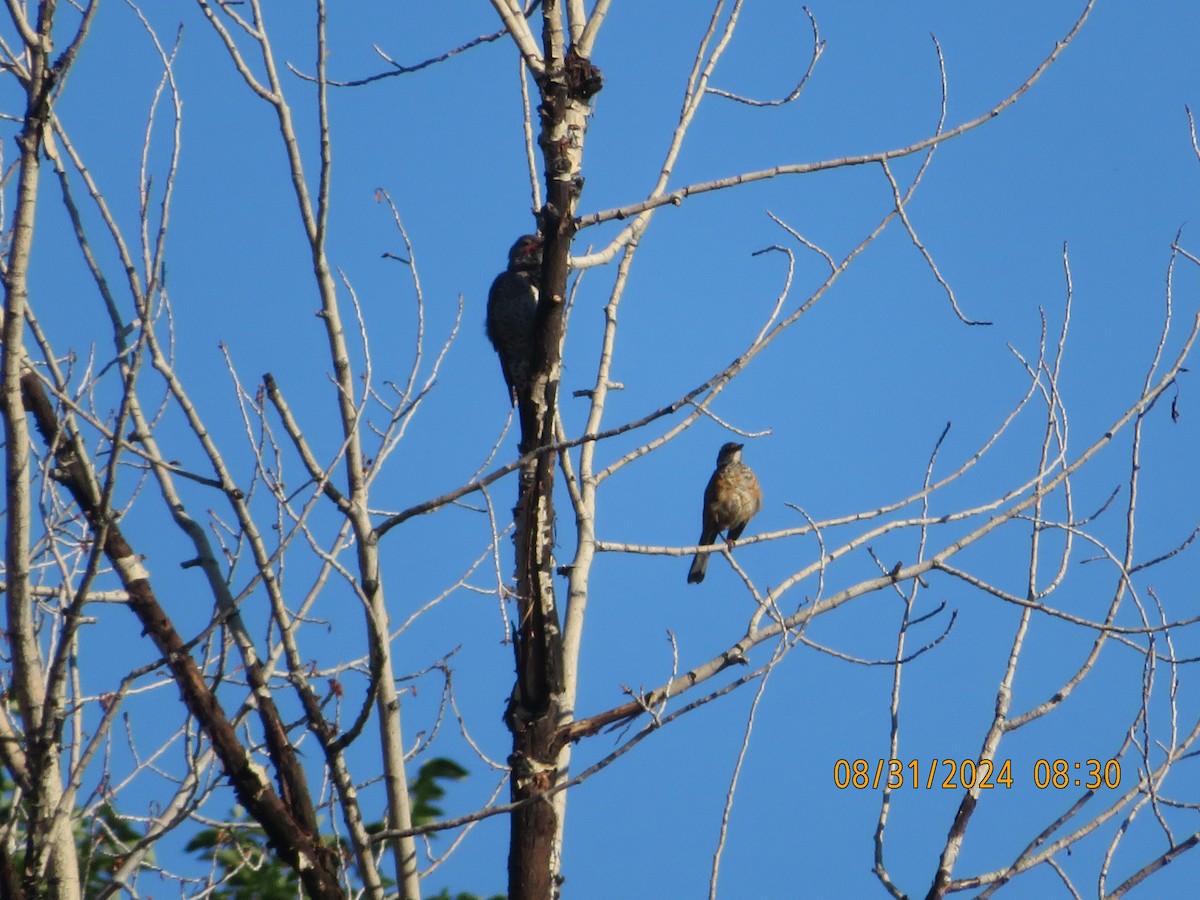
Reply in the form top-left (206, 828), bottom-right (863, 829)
top-left (705, 4), bottom-right (824, 107)
top-left (577, 0), bottom-right (1095, 233)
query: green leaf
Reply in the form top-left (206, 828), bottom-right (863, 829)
top-left (410, 757), bottom-right (469, 827)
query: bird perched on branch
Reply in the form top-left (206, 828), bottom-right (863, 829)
top-left (486, 234), bottom-right (543, 405)
top-left (687, 442), bottom-right (762, 584)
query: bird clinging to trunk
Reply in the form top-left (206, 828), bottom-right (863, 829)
top-left (486, 234), bottom-right (543, 406)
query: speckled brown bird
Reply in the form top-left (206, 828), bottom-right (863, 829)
top-left (486, 234), bottom-right (543, 405)
top-left (687, 442), bottom-right (762, 584)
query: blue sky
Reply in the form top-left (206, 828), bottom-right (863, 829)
top-left (16, 1), bottom-right (1200, 897)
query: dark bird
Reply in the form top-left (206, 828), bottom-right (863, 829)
top-left (687, 442), bottom-right (762, 584)
top-left (486, 234), bottom-right (543, 405)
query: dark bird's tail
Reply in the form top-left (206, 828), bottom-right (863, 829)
top-left (687, 528), bottom-right (716, 584)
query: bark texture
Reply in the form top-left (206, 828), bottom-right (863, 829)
top-left (504, 5), bottom-right (603, 896)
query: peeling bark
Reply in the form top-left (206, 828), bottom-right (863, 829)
top-left (505, 3), bottom-right (602, 895)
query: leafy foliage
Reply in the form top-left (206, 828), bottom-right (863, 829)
top-left (185, 810), bottom-right (303, 900)
top-left (409, 757), bottom-right (468, 827)
top-left (183, 757), bottom-right (497, 897)
top-left (0, 773), bottom-right (153, 894)
top-left (77, 802), bottom-right (151, 894)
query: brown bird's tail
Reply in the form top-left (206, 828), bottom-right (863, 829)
top-left (687, 528), bottom-right (717, 584)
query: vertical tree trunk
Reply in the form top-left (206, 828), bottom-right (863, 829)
top-left (1, 10), bottom-right (83, 894)
top-left (505, 4), bottom-right (601, 897)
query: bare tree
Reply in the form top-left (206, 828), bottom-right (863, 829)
top-left (2, 1), bottom-right (1199, 898)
